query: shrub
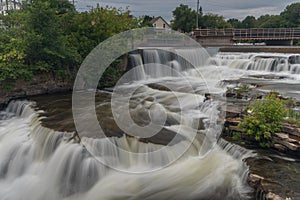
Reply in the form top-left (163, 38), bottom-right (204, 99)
top-left (238, 93), bottom-right (287, 147)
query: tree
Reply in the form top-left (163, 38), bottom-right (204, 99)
top-left (241, 16), bottom-right (256, 28)
top-left (227, 18), bottom-right (242, 28)
top-left (257, 15), bottom-right (284, 28)
top-left (201, 14), bottom-right (231, 28)
top-left (67, 5), bottom-right (139, 60)
top-left (172, 4), bottom-right (197, 32)
top-left (0, 0), bottom-right (141, 88)
top-left (280, 3), bottom-right (300, 27)
top-left (140, 15), bottom-right (154, 27)
top-left (20, 0), bottom-right (77, 73)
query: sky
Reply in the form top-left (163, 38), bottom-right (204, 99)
top-left (75, 0), bottom-right (299, 22)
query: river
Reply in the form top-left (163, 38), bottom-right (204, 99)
top-left (0, 48), bottom-right (299, 200)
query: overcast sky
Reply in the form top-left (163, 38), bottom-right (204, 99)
top-left (76, 0), bottom-right (299, 22)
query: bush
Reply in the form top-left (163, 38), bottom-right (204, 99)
top-left (238, 93), bottom-right (287, 147)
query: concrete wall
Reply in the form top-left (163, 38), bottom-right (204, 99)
top-left (197, 36), bottom-right (234, 47)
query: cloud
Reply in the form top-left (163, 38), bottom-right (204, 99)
top-left (75, 0), bottom-right (298, 21)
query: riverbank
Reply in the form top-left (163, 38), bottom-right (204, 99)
top-left (222, 84), bottom-right (300, 200)
top-left (0, 75), bottom-right (73, 110)
top-left (220, 46), bottom-right (300, 53)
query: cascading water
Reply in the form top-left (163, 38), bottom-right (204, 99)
top-left (0, 48), bottom-right (263, 200)
top-left (210, 52), bottom-right (300, 74)
top-left (128, 48), bottom-right (210, 80)
top-left (0, 98), bottom-right (253, 200)
top-left (128, 54), bottom-right (146, 80)
top-left (175, 48), bottom-right (209, 67)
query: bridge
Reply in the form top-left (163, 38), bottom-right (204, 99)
top-left (193, 28), bottom-right (300, 46)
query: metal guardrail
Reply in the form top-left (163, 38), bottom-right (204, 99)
top-left (193, 28), bottom-right (300, 40)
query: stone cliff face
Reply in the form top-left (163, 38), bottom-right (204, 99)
top-left (0, 75), bottom-right (73, 110)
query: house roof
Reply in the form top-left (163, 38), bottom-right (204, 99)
top-left (150, 16), bottom-right (170, 27)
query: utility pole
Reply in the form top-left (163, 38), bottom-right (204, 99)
top-left (196, 0), bottom-right (199, 29)
top-left (0, 0), bottom-right (3, 15)
top-left (5, 0), bottom-right (8, 12)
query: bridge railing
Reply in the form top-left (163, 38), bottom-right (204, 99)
top-left (193, 28), bottom-right (300, 40)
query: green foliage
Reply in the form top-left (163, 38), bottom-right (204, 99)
top-left (238, 94), bottom-right (287, 148)
top-left (0, 25), bottom-right (33, 88)
top-left (285, 107), bottom-right (300, 126)
top-left (232, 131), bottom-right (242, 142)
top-left (227, 18), bottom-right (242, 28)
top-left (280, 3), bottom-right (300, 27)
top-left (171, 4), bottom-right (232, 32)
top-left (201, 14), bottom-right (231, 28)
top-left (171, 4), bottom-right (232, 31)
top-left (233, 84), bottom-right (253, 96)
top-left (98, 60), bottom-right (122, 89)
top-left (282, 98), bottom-right (300, 126)
top-left (256, 15), bottom-right (285, 28)
top-left (0, 0), bottom-right (141, 88)
top-left (225, 3), bottom-right (300, 29)
top-left (241, 16), bottom-right (256, 28)
top-left (171, 4), bottom-right (197, 32)
top-left (140, 15), bottom-right (154, 27)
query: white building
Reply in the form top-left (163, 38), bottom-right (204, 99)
top-left (150, 16), bottom-right (170, 29)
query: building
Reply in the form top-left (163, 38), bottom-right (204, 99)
top-left (150, 16), bottom-right (170, 29)
top-left (0, 0), bottom-right (21, 15)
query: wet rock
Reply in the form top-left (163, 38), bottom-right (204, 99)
top-left (247, 172), bottom-right (292, 200)
top-left (282, 123), bottom-right (300, 138)
top-left (265, 192), bottom-right (286, 200)
top-left (228, 125), bottom-right (243, 133)
top-left (226, 118), bottom-right (242, 126)
top-left (147, 83), bottom-right (171, 91)
top-left (273, 132), bottom-right (300, 153)
top-left (248, 173), bottom-right (264, 188)
top-left (273, 144), bottom-right (288, 152)
top-left (224, 106), bottom-right (244, 118)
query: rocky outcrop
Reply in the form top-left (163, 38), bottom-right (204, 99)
top-left (224, 116), bottom-right (300, 155)
top-left (266, 192), bottom-right (290, 200)
top-left (248, 172), bottom-right (293, 200)
top-left (273, 126), bottom-right (300, 155)
top-left (0, 75), bottom-right (73, 110)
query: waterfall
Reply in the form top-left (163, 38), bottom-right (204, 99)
top-left (128, 48), bottom-right (209, 81)
top-left (212, 52), bottom-right (300, 74)
top-left (0, 47), bottom-right (262, 200)
top-left (143, 49), bottom-right (163, 78)
top-left (128, 54), bottom-right (146, 80)
top-left (174, 48), bottom-right (209, 67)
top-left (0, 95), bottom-right (252, 200)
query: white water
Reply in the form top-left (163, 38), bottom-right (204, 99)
top-left (128, 48), bottom-right (210, 80)
top-left (0, 96), bottom-right (253, 200)
top-left (5, 49), bottom-right (292, 200)
top-left (210, 52), bottom-right (300, 74)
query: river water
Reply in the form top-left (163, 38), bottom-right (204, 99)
top-left (0, 49), bottom-right (299, 200)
